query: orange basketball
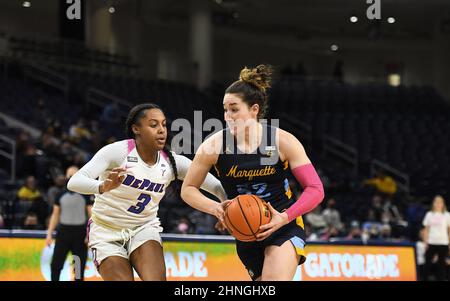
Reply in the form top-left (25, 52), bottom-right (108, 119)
top-left (224, 194), bottom-right (272, 242)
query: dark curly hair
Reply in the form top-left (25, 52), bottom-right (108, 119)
top-left (125, 103), bottom-right (178, 180)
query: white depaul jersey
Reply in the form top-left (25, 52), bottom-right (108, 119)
top-left (68, 139), bottom-right (226, 230)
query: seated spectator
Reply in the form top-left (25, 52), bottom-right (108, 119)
top-left (322, 198), bottom-right (344, 232)
top-left (379, 223), bottom-right (392, 240)
top-left (69, 118), bottom-right (92, 144)
top-left (38, 133), bottom-right (58, 158)
top-left (305, 206), bottom-right (327, 235)
top-left (174, 217), bottom-right (192, 234)
top-left (29, 196), bottom-right (49, 227)
top-left (362, 209), bottom-right (383, 239)
top-left (369, 194), bottom-right (384, 222)
top-left (17, 175), bottom-right (42, 201)
top-left (304, 223), bottom-right (319, 241)
top-left (188, 211), bottom-right (217, 235)
top-left (382, 199), bottom-right (408, 238)
top-left (345, 220), bottom-right (362, 240)
top-left (363, 172), bottom-right (397, 197)
top-left (22, 212), bottom-right (44, 230)
top-left (320, 226), bottom-right (339, 241)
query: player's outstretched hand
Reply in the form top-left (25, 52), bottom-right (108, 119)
top-left (99, 167), bottom-right (127, 194)
top-left (256, 202), bottom-right (289, 241)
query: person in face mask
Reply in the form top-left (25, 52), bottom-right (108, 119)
top-left (322, 198), bottom-right (344, 233)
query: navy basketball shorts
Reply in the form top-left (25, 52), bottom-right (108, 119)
top-left (235, 217), bottom-right (306, 280)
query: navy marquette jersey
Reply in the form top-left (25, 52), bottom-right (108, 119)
top-left (214, 123), bottom-right (302, 222)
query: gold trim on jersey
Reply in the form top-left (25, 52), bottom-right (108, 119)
top-left (225, 164), bottom-right (276, 181)
top-left (283, 160), bottom-right (289, 170)
top-left (296, 216), bottom-right (305, 229)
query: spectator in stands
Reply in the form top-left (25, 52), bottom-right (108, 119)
top-left (382, 199), bottom-right (408, 238)
top-left (29, 196), bottom-right (49, 228)
top-left (15, 130), bottom-right (31, 156)
top-left (23, 212), bottom-right (44, 230)
top-left (422, 195), bottom-right (450, 281)
top-left (39, 133), bottom-right (58, 158)
top-left (45, 119), bottom-right (63, 139)
top-left (305, 206), bottom-right (327, 235)
top-left (69, 118), bottom-right (92, 145)
top-left (322, 198), bottom-right (344, 233)
top-left (345, 220), bottom-right (362, 240)
top-left (379, 223), bottom-right (392, 240)
top-left (416, 228), bottom-right (427, 281)
top-left (174, 217), bottom-right (192, 235)
top-left (363, 172), bottom-right (397, 198)
top-left (369, 194), bottom-right (384, 222)
top-left (17, 175), bottom-right (42, 201)
top-left (362, 209), bottom-right (382, 239)
top-left (47, 174), bottom-right (66, 207)
top-left (188, 211), bottom-right (217, 235)
top-left (19, 144), bottom-right (38, 178)
top-left (304, 223), bottom-right (319, 241)
top-left (320, 226), bottom-right (339, 241)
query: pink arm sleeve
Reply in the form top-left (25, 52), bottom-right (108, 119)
top-left (286, 163), bottom-right (325, 222)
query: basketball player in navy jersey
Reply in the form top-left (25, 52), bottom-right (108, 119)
top-left (181, 65), bottom-right (325, 281)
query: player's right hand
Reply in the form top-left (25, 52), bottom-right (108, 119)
top-left (99, 167), bottom-right (127, 194)
top-left (45, 235), bottom-right (53, 247)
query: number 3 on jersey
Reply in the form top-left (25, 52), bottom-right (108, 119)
top-left (127, 193), bottom-right (152, 214)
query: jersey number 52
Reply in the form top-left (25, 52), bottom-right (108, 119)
top-left (127, 193), bottom-right (152, 214)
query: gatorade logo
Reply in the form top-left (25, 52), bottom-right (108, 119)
top-left (294, 252), bottom-right (401, 280)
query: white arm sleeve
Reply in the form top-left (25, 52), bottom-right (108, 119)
top-left (67, 141), bottom-right (127, 195)
top-left (174, 153), bottom-right (227, 202)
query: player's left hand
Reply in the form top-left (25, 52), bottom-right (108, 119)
top-left (256, 202), bottom-right (289, 241)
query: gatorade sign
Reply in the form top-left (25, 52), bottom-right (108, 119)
top-left (293, 245), bottom-right (416, 281)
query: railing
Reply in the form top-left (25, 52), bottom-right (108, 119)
top-left (370, 159), bottom-right (410, 196)
top-left (0, 134), bottom-right (16, 182)
top-left (7, 31), bottom-right (137, 75)
top-left (277, 112), bottom-right (312, 148)
top-left (323, 135), bottom-right (359, 173)
top-left (23, 63), bottom-right (69, 101)
top-left (86, 87), bottom-right (132, 118)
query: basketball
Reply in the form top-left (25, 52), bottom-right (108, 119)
top-left (224, 195), bottom-right (272, 242)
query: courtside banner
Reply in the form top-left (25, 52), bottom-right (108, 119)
top-left (0, 232), bottom-right (416, 281)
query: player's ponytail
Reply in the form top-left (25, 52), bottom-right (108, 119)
top-left (225, 64), bottom-right (273, 119)
top-left (125, 103), bottom-right (161, 138)
top-left (163, 144), bottom-right (178, 181)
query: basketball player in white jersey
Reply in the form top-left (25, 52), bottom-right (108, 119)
top-left (67, 103), bottom-right (228, 281)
